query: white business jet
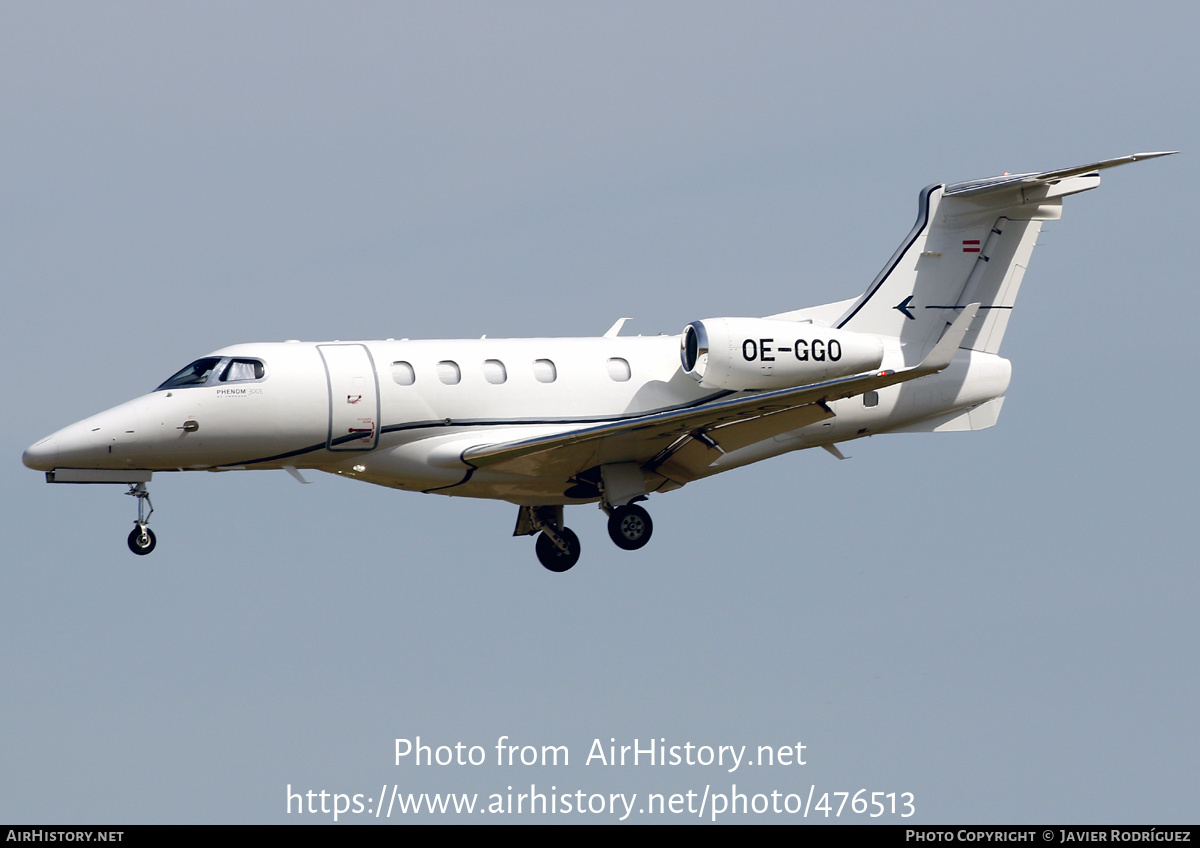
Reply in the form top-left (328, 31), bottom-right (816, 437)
top-left (24, 153), bottom-right (1174, 571)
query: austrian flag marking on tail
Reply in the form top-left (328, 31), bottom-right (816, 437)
top-left (962, 240), bottom-right (981, 253)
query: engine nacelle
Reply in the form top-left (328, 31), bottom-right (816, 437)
top-left (680, 317), bottom-right (884, 390)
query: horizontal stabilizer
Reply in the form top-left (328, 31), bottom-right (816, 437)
top-left (944, 151), bottom-right (1177, 198)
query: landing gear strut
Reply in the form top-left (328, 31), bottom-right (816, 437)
top-left (125, 483), bottom-right (156, 556)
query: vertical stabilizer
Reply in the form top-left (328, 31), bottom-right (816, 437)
top-left (834, 152), bottom-right (1175, 360)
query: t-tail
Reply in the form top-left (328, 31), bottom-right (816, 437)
top-left (834, 152), bottom-right (1177, 361)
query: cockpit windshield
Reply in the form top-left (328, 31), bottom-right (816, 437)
top-left (156, 357), bottom-right (266, 391)
top-left (220, 359), bottom-right (265, 382)
top-left (157, 358), bottom-right (222, 390)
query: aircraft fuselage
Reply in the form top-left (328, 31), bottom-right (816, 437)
top-left (24, 334), bottom-right (1010, 506)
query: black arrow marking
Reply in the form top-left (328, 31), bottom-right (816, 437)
top-left (924, 304), bottom-right (1012, 310)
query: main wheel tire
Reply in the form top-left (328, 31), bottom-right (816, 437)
top-left (607, 504), bottom-right (653, 551)
top-left (536, 527), bottom-right (581, 572)
top-left (127, 526), bottom-right (157, 556)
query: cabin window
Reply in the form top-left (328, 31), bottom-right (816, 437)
top-left (437, 360), bottom-right (461, 385)
top-left (483, 359), bottom-right (507, 385)
top-left (391, 361), bottom-right (416, 386)
top-left (219, 359), bottom-right (265, 382)
top-left (532, 359), bottom-right (557, 383)
top-left (156, 357), bottom-right (222, 390)
top-left (606, 357), bottom-right (631, 382)
top-left (863, 391), bottom-right (879, 408)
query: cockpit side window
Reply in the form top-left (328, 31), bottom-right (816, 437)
top-left (220, 359), bottom-right (265, 382)
top-left (157, 358), bottom-right (222, 390)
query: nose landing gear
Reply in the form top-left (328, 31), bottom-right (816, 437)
top-left (125, 483), bottom-right (156, 556)
top-left (128, 525), bottom-right (157, 555)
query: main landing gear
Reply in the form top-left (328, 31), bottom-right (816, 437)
top-left (535, 526), bottom-right (581, 573)
top-left (520, 506), bottom-right (582, 572)
top-left (517, 499), bottom-right (655, 572)
top-left (125, 483), bottom-right (156, 556)
top-left (607, 503), bottom-right (653, 551)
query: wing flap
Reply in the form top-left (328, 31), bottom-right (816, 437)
top-left (650, 402), bottom-right (837, 483)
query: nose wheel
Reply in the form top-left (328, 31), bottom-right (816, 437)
top-left (125, 483), bottom-right (157, 556)
top-left (128, 525), bottom-right (157, 555)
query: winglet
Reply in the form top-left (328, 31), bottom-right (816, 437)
top-left (918, 303), bottom-right (980, 373)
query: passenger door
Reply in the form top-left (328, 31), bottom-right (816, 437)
top-left (318, 344), bottom-right (380, 451)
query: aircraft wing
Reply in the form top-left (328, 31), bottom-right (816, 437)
top-left (461, 305), bottom-right (980, 481)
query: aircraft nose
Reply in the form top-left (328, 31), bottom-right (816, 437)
top-left (22, 435), bottom-right (58, 471)
top-left (24, 400), bottom-right (150, 472)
